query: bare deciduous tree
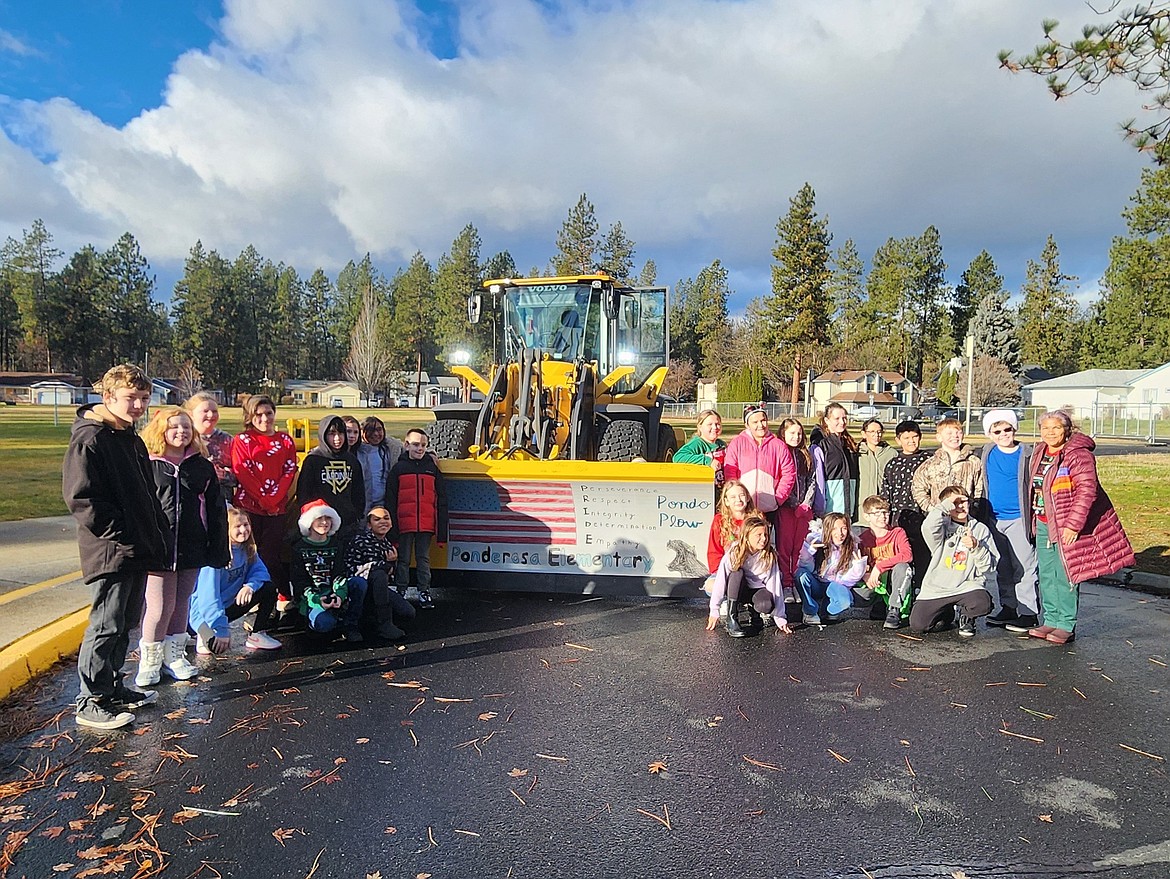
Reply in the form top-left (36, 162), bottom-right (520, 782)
top-left (662, 358), bottom-right (696, 401)
top-left (956, 355), bottom-right (1020, 407)
top-left (175, 359), bottom-right (203, 401)
top-left (344, 284), bottom-right (392, 405)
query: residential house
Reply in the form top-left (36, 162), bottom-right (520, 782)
top-left (0, 372), bottom-right (87, 405)
top-left (809, 370), bottom-right (921, 416)
top-left (1023, 368), bottom-right (1151, 412)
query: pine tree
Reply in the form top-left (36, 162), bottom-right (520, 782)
top-left (103, 233), bottom-right (166, 368)
top-left (482, 250), bottom-right (518, 282)
top-left (1018, 236), bottom-right (1080, 373)
top-left (598, 222), bottom-right (635, 281)
top-left (865, 236), bottom-right (912, 371)
top-left (269, 265), bottom-right (305, 384)
top-left (172, 242), bottom-right (239, 396)
top-left (553, 194), bottom-right (599, 275)
top-left (0, 262), bottom-right (19, 370)
top-left (970, 288), bottom-right (1021, 375)
top-left (827, 238), bottom-right (865, 347)
top-left (692, 260), bottom-right (731, 378)
top-left (1090, 164), bottom-right (1170, 367)
top-left (953, 250), bottom-right (1002, 345)
top-left (907, 226), bottom-right (948, 383)
top-left (5, 220), bottom-right (61, 370)
top-left (670, 270), bottom-right (706, 371)
top-left (389, 252), bottom-right (437, 405)
top-left (638, 260), bottom-right (657, 286)
top-left (756, 183), bottom-right (832, 407)
top-left (53, 246), bottom-right (108, 383)
top-left (303, 268), bottom-right (341, 379)
top-left (434, 224), bottom-right (487, 363)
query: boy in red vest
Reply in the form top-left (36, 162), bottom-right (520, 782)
top-left (387, 428), bottom-right (448, 608)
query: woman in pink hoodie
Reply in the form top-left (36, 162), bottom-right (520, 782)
top-left (722, 405), bottom-right (796, 540)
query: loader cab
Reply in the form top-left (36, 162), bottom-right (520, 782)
top-left (477, 275), bottom-right (668, 390)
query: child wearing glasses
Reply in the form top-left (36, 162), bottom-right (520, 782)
top-left (345, 507), bottom-right (416, 640)
top-left (857, 495), bottom-right (915, 629)
top-left (387, 428), bottom-right (449, 608)
top-left (978, 409), bottom-right (1040, 632)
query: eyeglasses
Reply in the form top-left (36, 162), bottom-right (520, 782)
top-left (866, 509), bottom-right (891, 517)
top-left (990, 427), bottom-right (1016, 435)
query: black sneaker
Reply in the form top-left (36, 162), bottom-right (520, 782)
top-left (1004, 615), bottom-right (1040, 634)
top-left (985, 609), bottom-right (1017, 628)
top-left (110, 684), bottom-right (158, 710)
top-left (76, 703), bottom-right (134, 730)
top-left (418, 590), bottom-right (435, 609)
top-left (956, 608), bottom-right (977, 638)
top-left (339, 628), bottom-right (365, 643)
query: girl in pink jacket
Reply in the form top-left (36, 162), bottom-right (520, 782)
top-left (723, 406), bottom-right (796, 534)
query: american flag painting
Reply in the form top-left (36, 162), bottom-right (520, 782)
top-left (448, 479), bottom-right (577, 545)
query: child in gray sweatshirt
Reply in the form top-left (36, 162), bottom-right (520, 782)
top-left (909, 485), bottom-right (998, 638)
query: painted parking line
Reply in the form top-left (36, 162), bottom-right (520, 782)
top-left (0, 570), bottom-right (84, 606)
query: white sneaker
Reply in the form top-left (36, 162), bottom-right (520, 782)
top-left (783, 586), bottom-right (799, 604)
top-left (245, 632), bottom-right (282, 651)
top-left (195, 635), bottom-right (213, 655)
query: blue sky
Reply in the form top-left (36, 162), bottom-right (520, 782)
top-left (0, 1), bottom-right (1152, 318)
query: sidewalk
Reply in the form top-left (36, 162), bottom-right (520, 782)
top-left (0, 516), bottom-right (1167, 702)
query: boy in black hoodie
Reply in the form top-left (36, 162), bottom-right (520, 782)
top-left (296, 414), bottom-right (365, 544)
top-left (62, 364), bottom-right (169, 730)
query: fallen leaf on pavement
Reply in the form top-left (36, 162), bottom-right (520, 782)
top-left (508, 769), bottom-right (528, 778)
top-left (648, 761), bottom-right (668, 774)
top-left (272, 827), bottom-right (303, 846)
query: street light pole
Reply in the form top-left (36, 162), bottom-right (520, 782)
top-left (964, 333), bottom-right (975, 433)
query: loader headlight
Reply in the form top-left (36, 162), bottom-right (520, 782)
top-left (450, 350), bottom-right (471, 365)
top-left (617, 350), bottom-right (637, 365)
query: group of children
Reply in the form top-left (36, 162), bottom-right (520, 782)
top-left (64, 365), bottom-right (447, 730)
top-left (692, 406), bottom-right (1006, 640)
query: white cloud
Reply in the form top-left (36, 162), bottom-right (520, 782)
top-left (0, 29), bottom-right (38, 57)
top-left (0, 0), bottom-right (1151, 306)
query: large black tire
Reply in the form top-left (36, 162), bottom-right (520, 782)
top-left (657, 423), bottom-right (679, 462)
top-left (596, 419), bottom-right (647, 462)
top-left (431, 418), bottom-right (475, 459)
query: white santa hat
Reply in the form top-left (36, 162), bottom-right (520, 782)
top-left (981, 408), bottom-right (1018, 436)
top-left (298, 499), bottom-right (342, 536)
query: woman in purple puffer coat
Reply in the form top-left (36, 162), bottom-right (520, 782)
top-left (1027, 411), bottom-right (1135, 645)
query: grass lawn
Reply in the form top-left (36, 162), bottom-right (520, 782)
top-left (3, 405), bottom-right (1167, 576)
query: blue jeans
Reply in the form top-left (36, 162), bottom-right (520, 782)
top-left (307, 577), bottom-right (368, 633)
top-left (796, 570), bottom-right (854, 617)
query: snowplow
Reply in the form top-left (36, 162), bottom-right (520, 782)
top-left (427, 274), bottom-right (715, 597)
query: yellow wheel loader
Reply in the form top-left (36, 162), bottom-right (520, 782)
top-left (426, 274), bottom-right (716, 597)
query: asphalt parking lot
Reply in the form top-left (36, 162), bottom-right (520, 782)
top-left (1, 581), bottom-right (1168, 878)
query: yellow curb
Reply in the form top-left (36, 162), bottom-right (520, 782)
top-left (0, 570), bottom-right (83, 606)
top-left (0, 608), bottom-right (89, 702)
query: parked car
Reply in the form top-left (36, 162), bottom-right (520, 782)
top-left (851, 405), bottom-right (879, 421)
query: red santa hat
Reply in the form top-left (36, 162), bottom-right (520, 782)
top-left (298, 499), bottom-right (342, 536)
